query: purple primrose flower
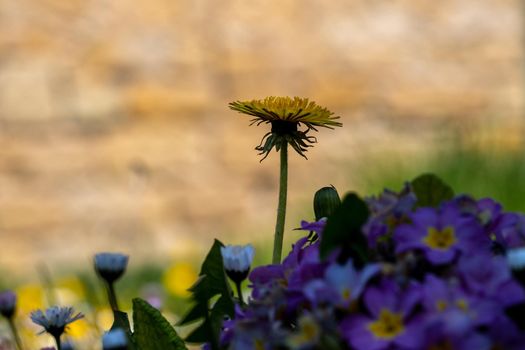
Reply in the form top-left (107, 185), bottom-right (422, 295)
top-left (341, 279), bottom-right (423, 350)
top-left (394, 204), bottom-right (489, 264)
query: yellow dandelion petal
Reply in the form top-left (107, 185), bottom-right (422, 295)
top-left (163, 262), bottom-right (198, 298)
top-left (229, 96), bottom-right (341, 128)
top-left (229, 96), bottom-right (341, 159)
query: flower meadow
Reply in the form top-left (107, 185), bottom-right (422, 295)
top-left (0, 97), bottom-right (524, 349)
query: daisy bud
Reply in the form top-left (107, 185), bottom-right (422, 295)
top-left (221, 244), bottom-right (255, 283)
top-left (314, 186), bottom-right (341, 221)
top-left (94, 253), bottom-right (129, 284)
top-left (102, 328), bottom-right (128, 350)
top-left (507, 247), bottom-right (525, 270)
top-left (0, 290), bottom-right (16, 319)
top-left (507, 247), bottom-right (525, 286)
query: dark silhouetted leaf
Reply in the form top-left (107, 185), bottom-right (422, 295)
top-left (411, 173), bottom-right (454, 208)
top-left (320, 193), bottom-right (369, 264)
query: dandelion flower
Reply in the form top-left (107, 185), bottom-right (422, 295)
top-left (229, 96), bottom-right (341, 160)
top-left (229, 97), bottom-right (342, 264)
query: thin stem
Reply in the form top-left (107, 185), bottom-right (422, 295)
top-left (8, 319), bottom-right (23, 350)
top-left (235, 282), bottom-right (244, 307)
top-left (272, 143), bottom-right (288, 264)
top-left (106, 282), bottom-right (120, 312)
top-left (53, 334), bottom-right (62, 350)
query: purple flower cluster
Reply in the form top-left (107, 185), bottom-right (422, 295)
top-left (218, 188), bottom-right (525, 350)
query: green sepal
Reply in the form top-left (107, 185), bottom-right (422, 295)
top-left (132, 298), bottom-right (187, 350)
top-left (314, 185), bottom-right (341, 220)
top-left (411, 173), bottom-right (454, 208)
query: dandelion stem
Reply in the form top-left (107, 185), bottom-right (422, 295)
top-left (272, 143), bottom-right (288, 264)
top-left (8, 319), bottom-right (23, 350)
top-left (235, 282), bottom-right (244, 307)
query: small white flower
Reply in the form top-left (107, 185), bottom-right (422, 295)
top-left (102, 328), bottom-right (128, 350)
top-left (507, 247), bottom-right (525, 269)
top-left (221, 244), bottom-right (255, 273)
top-left (30, 306), bottom-right (83, 337)
top-left (94, 253), bottom-right (129, 283)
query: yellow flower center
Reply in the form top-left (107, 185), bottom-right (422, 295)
top-left (456, 299), bottom-right (468, 311)
top-left (367, 309), bottom-right (405, 339)
top-left (342, 287), bottom-right (351, 301)
top-left (288, 316), bottom-right (320, 347)
top-left (436, 300), bottom-right (448, 312)
top-left (423, 226), bottom-right (457, 250)
top-left (255, 339), bottom-right (265, 350)
top-left (428, 340), bottom-right (454, 350)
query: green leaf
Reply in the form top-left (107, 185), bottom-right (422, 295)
top-left (184, 319), bottom-right (212, 344)
top-left (178, 302), bottom-right (207, 326)
top-left (411, 173), bottom-right (454, 208)
top-left (178, 239), bottom-right (235, 347)
top-left (191, 240), bottom-right (234, 308)
top-left (319, 193), bottom-right (369, 264)
top-left (132, 298), bottom-right (187, 350)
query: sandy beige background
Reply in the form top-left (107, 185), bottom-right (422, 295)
top-left (0, 0), bottom-right (524, 273)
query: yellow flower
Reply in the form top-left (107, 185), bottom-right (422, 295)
top-left (162, 262), bottom-right (198, 298)
top-left (15, 284), bottom-right (45, 314)
top-left (66, 318), bottom-right (90, 339)
top-left (229, 96), bottom-right (342, 159)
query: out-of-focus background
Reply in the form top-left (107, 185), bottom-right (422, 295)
top-left (0, 0), bottom-right (525, 347)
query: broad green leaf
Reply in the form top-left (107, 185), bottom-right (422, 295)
top-left (319, 193), bottom-right (369, 263)
top-left (132, 298), bottom-right (187, 350)
top-left (412, 173), bottom-right (454, 208)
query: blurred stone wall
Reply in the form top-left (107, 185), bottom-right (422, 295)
top-left (0, 0), bottom-right (523, 273)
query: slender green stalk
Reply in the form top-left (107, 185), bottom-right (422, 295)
top-left (272, 143), bottom-right (288, 264)
top-left (235, 282), bottom-right (244, 307)
top-left (106, 282), bottom-right (120, 312)
top-left (53, 334), bottom-right (62, 350)
top-left (8, 319), bottom-right (23, 350)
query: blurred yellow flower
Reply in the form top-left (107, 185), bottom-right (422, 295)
top-left (96, 307), bottom-right (114, 330)
top-left (66, 318), bottom-right (90, 339)
top-left (15, 284), bottom-right (45, 314)
top-left (55, 276), bottom-right (86, 305)
top-left (162, 262), bottom-right (198, 297)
